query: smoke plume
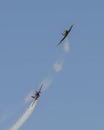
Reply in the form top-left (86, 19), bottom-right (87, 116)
top-left (24, 90), bottom-right (33, 104)
top-left (53, 61), bottom-right (63, 72)
top-left (64, 41), bottom-right (70, 52)
top-left (9, 100), bottom-right (38, 130)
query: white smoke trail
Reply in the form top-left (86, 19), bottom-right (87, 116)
top-left (63, 39), bottom-right (70, 52)
top-left (40, 78), bottom-right (53, 92)
top-left (9, 100), bottom-right (38, 130)
top-left (53, 40), bottom-right (70, 73)
top-left (8, 35), bottom-right (70, 130)
top-left (9, 78), bottom-right (52, 130)
top-left (53, 61), bottom-right (63, 72)
top-left (24, 90), bottom-right (33, 104)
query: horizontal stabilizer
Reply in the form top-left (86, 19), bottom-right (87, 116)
top-left (31, 96), bottom-right (35, 98)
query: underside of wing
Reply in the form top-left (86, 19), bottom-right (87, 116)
top-left (68, 24), bottom-right (74, 34)
top-left (57, 36), bottom-right (66, 46)
top-left (31, 96), bottom-right (35, 98)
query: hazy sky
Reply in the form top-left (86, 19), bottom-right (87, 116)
top-left (0, 0), bottom-right (104, 130)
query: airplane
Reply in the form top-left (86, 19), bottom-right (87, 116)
top-left (31, 84), bottom-right (43, 105)
top-left (57, 24), bottom-right (74, 46)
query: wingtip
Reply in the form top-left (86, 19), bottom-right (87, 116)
top-left (56, 44), bottom-right (59, 46)
top-left (56, 43), bottom-right (60, 46)
top-left (71, 22), bottom-right (75, 26)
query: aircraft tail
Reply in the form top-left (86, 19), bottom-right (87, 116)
top-left (31, 96), bottom-right (34, 99)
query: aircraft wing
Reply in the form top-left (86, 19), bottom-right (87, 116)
top-left (68, 24), bottom-right (74, 34)
top-left (31, 96), bottom-right (35, 98)
top-left (38, 83), bottom-right (44, 93)
top-left (57, 36), bottom-right (66, 46)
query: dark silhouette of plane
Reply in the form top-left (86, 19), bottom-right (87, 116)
top-left (57, 24), bottom-right (74, 46)
top-left (31, 84), bottom-right (43, 105)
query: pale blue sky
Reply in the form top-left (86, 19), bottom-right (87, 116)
top-left (0, 0), bottom-right (104, 130)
